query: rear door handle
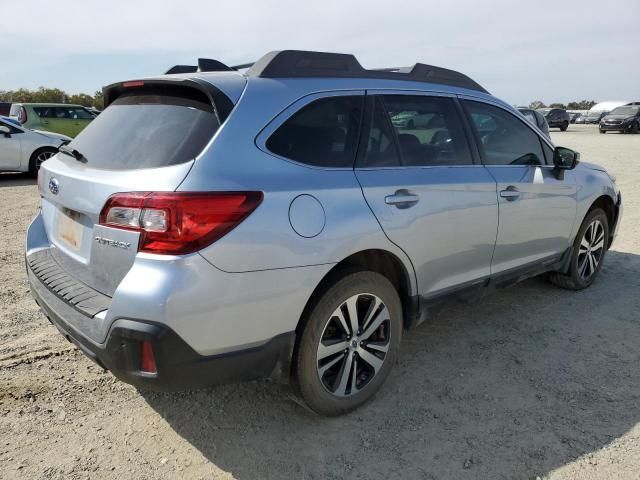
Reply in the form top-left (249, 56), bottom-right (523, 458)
top-left (385, 191), bottom-right (419, 208)
top-left (500, 186), bottom-right (520, 201)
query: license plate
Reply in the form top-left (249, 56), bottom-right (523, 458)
top-left (58, 208), bottom-right (83, 250)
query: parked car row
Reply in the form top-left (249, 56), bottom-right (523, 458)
top-left (516, 104), bottom-right (640, 135)
top-left (0, 102), bottom-right (101, 137)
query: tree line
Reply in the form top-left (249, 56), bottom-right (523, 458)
top-left (0, 87), bottom-right (104, 110)
top-left (527, 100), bottom-right (597, 111)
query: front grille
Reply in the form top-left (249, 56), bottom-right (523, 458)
top-left (27, 249), bottom-right (111, 317)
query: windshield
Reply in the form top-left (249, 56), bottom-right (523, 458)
top-left (609, 106), bottom-right (639, 116)
top-left (66, 93), bottom-right (220, 170)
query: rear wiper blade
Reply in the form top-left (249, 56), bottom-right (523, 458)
top-left (58, 144), bottom-right (88, 163)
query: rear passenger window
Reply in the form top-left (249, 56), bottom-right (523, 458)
top-left (383, 95), bottom-right (473, 166)
top-left (464, 101), bottom-right (545, 166)
top-left (362, 95), bottom-right (473, 168)
top-left (267, 96), bottom-right (363, 168)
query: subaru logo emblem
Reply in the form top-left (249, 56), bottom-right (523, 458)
top-left (48, 178), bottom-right (59, 195)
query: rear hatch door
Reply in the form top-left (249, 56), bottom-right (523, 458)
top-left (37, 79), bottom-right (235, 296)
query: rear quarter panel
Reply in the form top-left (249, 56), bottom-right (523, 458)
top-left (179, 79), bottom-right (417, 293)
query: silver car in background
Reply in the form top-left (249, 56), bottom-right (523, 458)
top-left (0, 117), bottom-right (70, 175)
top-left (517, 107), bottom-right (551, 138)
top-left (26, 50), bottom-right (622, 415)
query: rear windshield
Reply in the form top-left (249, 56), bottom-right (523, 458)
top-left (66, 93), bottom-right (219, 170)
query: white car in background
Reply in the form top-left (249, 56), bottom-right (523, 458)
top-left (0, 117), bottom-right (70, 176)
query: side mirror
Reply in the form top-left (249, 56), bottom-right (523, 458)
top-left (553, 146), bottom-right (579, 170)
top-left (0, 125), bottom-right (11, 137)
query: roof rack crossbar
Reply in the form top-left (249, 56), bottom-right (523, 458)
top-left (246, 50), bottom-right (488, 93)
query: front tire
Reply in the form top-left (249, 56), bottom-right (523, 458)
top-left (548, 208), bottom-right (609, 290)
top-left (294, 271), bottom-right (402, 416)
top-left (560, 121), bottom-right (569, 132)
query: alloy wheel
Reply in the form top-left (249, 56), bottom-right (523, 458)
top-left (577, 219), bottom-right (605, 281)
top-left (316, 293), bottom-right (390, 397)
top-left (36, 151), bottom-right (55, 170)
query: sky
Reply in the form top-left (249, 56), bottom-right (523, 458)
top-left (1, 0), bottom-right (639, 106)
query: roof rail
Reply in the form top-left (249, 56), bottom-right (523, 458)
top-left (246, 50), bottom-right (488, 93)
top-left (165, 58), bottom-right (234, 75)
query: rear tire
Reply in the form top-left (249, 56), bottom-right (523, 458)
top-left (548, 208), bottom-right (608, 290)
top-left (560, 121), bottom-right (568, 132)
top-left (29, 147), bottom-right (57, 177)
top-left (294, 271), bottom-right (402, 416)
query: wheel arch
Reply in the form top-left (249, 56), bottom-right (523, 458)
top-left (28, 145), bottom-right (58, 174)
top-left (295, 249), bottom-right (418, 338)
top-left (586, 194), bottom-right (618, 248)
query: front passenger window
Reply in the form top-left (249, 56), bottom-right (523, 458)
top-left (464, 101), bottom-right (545, 166)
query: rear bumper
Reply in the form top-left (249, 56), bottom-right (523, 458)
top-left (25, 209), bottom-right (335, 389)
top-left (28, 263), bottom-right (295, 390)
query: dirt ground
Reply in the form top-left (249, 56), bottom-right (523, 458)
top-left (0, 124), bottom-right (638, 480)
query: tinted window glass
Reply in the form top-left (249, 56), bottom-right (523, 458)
top-left (362, 97), bottom-right (401, 167)
top-left (267, 96), bottom-right (363, 168)
top-left (66, 93), bottom-right (220, 170)
top-left (33, 107), bottom-right (56, 118)
top-left (464, 101), bottom-right (545, 166)
top-left (383, 95), bottom-right (473, 166)
top-left (56, 107), bottom-right (94, 120)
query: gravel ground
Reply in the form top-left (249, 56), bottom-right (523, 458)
top-left (0, 124), bottom-right (638, 480)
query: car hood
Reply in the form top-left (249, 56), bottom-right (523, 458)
top-left (579, 161), bottom-right (608, 173)
top-left (33, 129), bottom-right (71, 143)
top-left (603, 115), bottom-right (633, 121)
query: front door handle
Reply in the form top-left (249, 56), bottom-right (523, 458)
top-left (385, 190), bottom-right (419, 208)
top-left (500, 186), bottom-right (520, 201)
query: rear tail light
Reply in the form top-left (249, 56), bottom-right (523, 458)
top-left (18, 106), bottom-right (27, 124)
top-left (140, 340), bottom-right (157, 374)
top-left (99, 191), bottom-right (263, 255)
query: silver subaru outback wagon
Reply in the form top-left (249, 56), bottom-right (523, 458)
top-left (26, 50), bottom-right (622, 415)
